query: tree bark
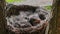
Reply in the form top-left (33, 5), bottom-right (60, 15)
top-left (49, 0), bottom-right (60, 34)
top-left (0, 0), bottom-right (6, 34)
top-left (56, 0), bottom-right (60, 34)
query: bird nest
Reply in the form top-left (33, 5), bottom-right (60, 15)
top-left (6, 4), bottom-right (52, 34)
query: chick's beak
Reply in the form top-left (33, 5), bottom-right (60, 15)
top-left (34, 19), bottom-right (40, 23)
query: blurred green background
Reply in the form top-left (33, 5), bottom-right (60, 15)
top-left (5, 0), bottom-right (51, 10)
top-left (6, 0), bottom-right (24, 3)
top-left (44, 6), bottom-right (51, 10)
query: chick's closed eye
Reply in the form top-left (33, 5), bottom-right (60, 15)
top-left (39, 14), bottom-right (46, 20)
